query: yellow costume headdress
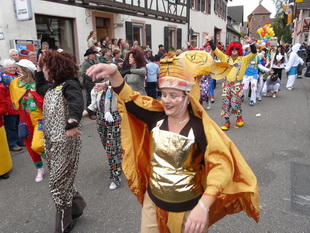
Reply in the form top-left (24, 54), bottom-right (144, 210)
top-left (158, 50), bottom-right (232, 92)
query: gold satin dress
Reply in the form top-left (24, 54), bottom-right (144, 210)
top-left (149, 119), bottom-right (204, 204)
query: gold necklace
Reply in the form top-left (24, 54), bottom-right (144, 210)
top-left (168, 117), bottom-right (190, 124)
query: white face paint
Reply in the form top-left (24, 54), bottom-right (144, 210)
top-left (232, 50), bottom-right (238, 56)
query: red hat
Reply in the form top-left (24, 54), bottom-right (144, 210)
top-left (204, 42), bottom-right (210, 47)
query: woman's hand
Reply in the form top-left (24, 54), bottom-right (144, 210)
top-left (184, 203), bottom-right (209, 233)
top-left (86, 63), bottom-right (117, 82)
top-left (184, 195), bottom-right (215, 233)
top-left (94, 82), bottom-right (106, 92)
top-left (202, 33), bottom-right (212, 41)
top-left (87, 63), bottom-right (123, 88)
top-left (244, 36), bottom-right (253, 44)
top-left (66, 127), bottom-right (82, 138)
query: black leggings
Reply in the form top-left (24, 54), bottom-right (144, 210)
top-left (273, 68), bottom-right (284, 80)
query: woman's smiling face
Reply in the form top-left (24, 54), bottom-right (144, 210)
top-left (161, 88), bottom-right (187, 117)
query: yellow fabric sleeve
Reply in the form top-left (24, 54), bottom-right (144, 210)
top-left (213, 48), bottom-right (229, 63)
top-left (9, 78), bottom-right (26, 110)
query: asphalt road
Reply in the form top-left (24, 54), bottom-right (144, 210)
top-left (1, 75), bottom-right (310, 233)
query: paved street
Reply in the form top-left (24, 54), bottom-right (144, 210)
top-left (1, 76), bottom-right (310, 233)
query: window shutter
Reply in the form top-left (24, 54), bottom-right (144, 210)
top-left (146, 24), bottom-right (152, 49)
top-left (164, 26), bottom-right (169, 52)
top-left (125, 21), bottom-right (133, 46)
top-left (177, 28), bottom-right (182, 49)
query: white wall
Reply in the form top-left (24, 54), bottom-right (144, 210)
top-left (0, 0), bottom-right (92, 64)
top-left (115, 14), bottom-right (188, 51)
top-left (0, 0), bottom-right (188, 63)
top-left (190, 10), bottom-right (227, 48)
top-left (0, 0), bottom-right (227, 64)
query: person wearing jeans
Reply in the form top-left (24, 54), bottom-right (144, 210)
top-left (146, 56), bottom-right (160, 99)
top-left (0, 59), bottom-right (24, 151)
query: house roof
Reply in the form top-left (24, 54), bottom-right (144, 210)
top-left (228, 6), bottom-right (244, 24)
top-left (227, 23), bottom-right (240, 36)
top-left (250, 3), bottom-right (271, 15)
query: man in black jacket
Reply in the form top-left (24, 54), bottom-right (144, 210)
top-left (80, 48), bottom-right (100, 119)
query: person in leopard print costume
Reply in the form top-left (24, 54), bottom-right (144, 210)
top-left (36, 51), bottom-right (86, 233)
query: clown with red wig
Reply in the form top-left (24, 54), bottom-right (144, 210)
top-left (204, 34), bottom-right (257, 131)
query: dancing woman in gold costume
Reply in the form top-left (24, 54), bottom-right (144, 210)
top-left (87, 51), bottom-right (260, 233)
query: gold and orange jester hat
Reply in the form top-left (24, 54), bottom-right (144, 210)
top-left (158, 50), bottom-right (230, 91)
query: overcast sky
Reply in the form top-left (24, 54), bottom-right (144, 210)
top-left (228, 0), bottom-right (277, 20)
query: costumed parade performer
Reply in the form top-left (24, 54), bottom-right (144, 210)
top-left (0, 82), bottom-right (13, 179)
top-left (0, 59), bottom-right (24, 152)
top-left (285, 43), bottom-right (304, 90)
top-left (36, 51), bottom-right (86, 233)
top-left (85, 80), bottom-right (123, 190)
top-left (203, 34), bottom-right (257, 131)
top-left (242, 55), bottom-right (270, 106)
top-left (270, 45), bottom-right (287, 81)
top-left (87, 50), bottom-right (260, 233)
top-left (199, 43), bottom-right (216, 109)
top-left (257, 49), bottom-right (270, 101)
top-left (262, 69), bottom-right (281, 98)
top-left (9, 59), bottom-right (45, 182)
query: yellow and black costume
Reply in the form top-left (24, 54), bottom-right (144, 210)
top-left (114, 51), bottom-right (260, 232)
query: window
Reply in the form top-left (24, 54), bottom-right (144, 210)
top-left (35, 15), bottom-right (75, 54)
top-left (133, 24), bottom-right (143, 45)
top-left (126, 22), bottom-right (148, 47)
top-left (192, 0), bottom-right (196, 9)
top-left (96, 17), bottom-right (110, 40)
top-left (193, 0), bottom-right (206, 12)
top-left (164, 27), bottom-right (177, 51)
top-left (191, 34), bottom-right (199, 48)
top-left (168, 28), bottom-right (176, 49)
top-left (201, 0), bottom-right (205, 12)
top-left (214, 0), bottom-right (226, 18)
top-left (206, 0), bottom-right (211, 14)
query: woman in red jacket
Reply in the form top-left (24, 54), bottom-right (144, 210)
top-left (0, 82), bottom-right (13, 179)
top-left (0, 59), bottom-right (24, 151)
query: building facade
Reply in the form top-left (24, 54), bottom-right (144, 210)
top-left (226, 6), bottom-right (243, 46)
top-left (291, 0), bottom-right (310, 45)
top-left (247, 3), bottom-right (271, 41)
top-left (0, 0), bottom-right (228, 64)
